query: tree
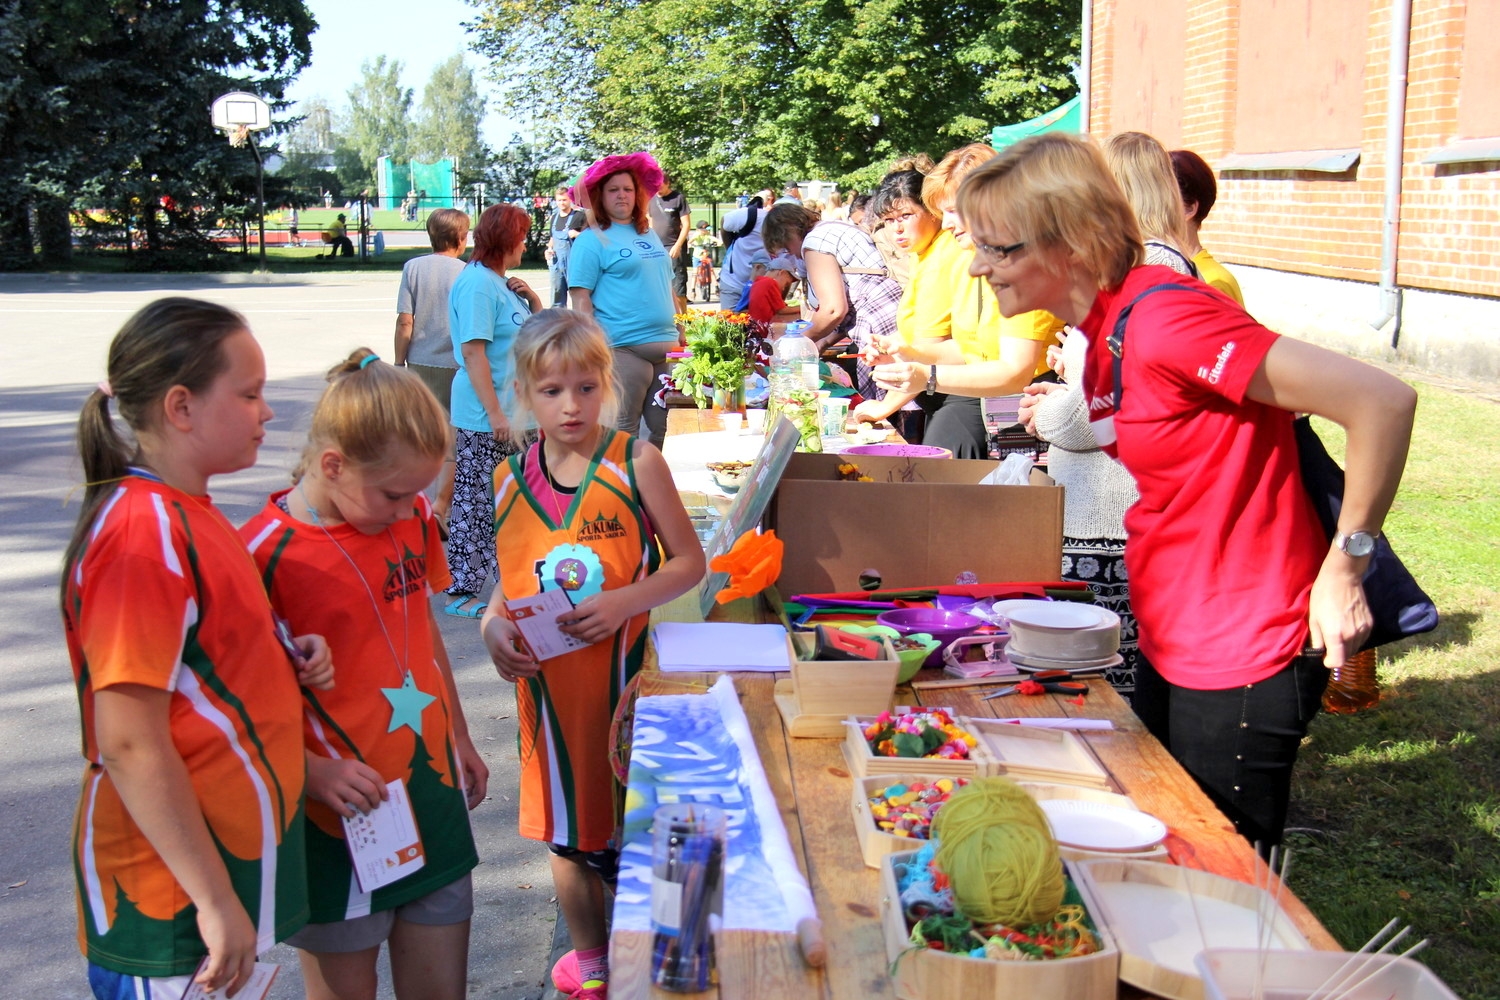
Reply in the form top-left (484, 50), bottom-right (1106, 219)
top-left (411, 54), bottom-right (489, 183)
top-left (468, 0), bottom-right (1078, 197)
top-left (0, 0), bottom-right (315, 269)
top-left (341, 55), bottom-right (412, 191)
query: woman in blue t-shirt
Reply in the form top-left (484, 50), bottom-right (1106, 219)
top-left (567, 152), bottom-right (677, 448)
top-left (443, 202), bottom-right (542, 616)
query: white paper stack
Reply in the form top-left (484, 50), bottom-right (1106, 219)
top-left (653, 622), bottom-right (790, 673)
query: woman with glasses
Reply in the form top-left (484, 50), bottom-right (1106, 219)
top-left (761, 201), bottom-right (903, 401)
top-left (957, 132), bottom-right (1416, 852)
top-left (867, 145), bottom-right (1063, 457)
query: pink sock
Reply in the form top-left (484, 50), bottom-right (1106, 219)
top-left (577, 944), bottom-right (609, 983)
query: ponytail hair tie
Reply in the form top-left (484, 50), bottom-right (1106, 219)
top-left (97, 380), bottom-right (114, 398)
top-left (359, 354), bottom-right (380, 369)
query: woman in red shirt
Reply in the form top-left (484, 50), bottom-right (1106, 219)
top-left (956, 133), bottom-right (1416, 851)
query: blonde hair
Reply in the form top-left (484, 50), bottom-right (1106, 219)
top-left (294, 349), bottom-right (450, 482)
top-left (957, 132), bottom-right (1143, 290)
top-left (508, 310), bottom-right (619, 445)
top-left (1102, 131), bottom-right (1193, 250)
top-left (923, 143), bottom-right (998, 212)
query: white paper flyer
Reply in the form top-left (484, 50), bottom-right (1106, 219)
top-left (341, 778), bottom-right (425, 894)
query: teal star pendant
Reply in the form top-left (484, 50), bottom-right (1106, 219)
top-left (382, 670), bottom-right (437, 736)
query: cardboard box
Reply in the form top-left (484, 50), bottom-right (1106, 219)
top-left (768, 453), bottom-right (1063, 595)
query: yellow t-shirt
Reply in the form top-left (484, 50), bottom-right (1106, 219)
top-left (949, 252), bottom-right (1063, 377)
top-left (1194, 248), bottom-right (1244, 306)
top-left (895, 229), bottom-right (967, 345)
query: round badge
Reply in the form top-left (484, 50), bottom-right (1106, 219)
top-left (539, 543), bottom-right (605, 600)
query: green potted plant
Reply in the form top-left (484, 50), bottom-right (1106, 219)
top-left (670, 310), bottom-right (755, 410)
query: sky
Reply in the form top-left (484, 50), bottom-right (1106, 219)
top-left (283, 0), bottom-right (522, 146)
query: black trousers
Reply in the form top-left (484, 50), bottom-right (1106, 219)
top-left (923, 394), bottom-right (988, 459)
top-left (1132, 650), bottom-right (1329, 854)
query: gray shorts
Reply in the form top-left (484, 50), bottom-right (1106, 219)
top-left (408, 362), bottom-right (457, 417)
top-left (285, 872), bottom-right (474, 954)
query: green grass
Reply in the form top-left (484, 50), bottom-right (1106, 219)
top-left (1288, 382), bottom-right (1500, 1000)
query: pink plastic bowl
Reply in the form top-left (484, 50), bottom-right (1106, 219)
top-left (876, 608), bottom-right (986, 666)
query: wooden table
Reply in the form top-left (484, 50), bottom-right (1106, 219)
top-left (609, 408), bottom-right (1337, 999)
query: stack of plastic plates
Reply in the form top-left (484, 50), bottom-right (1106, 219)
top-left (991, 599), bottom-right (1122, 674)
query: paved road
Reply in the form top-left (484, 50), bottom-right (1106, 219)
top-left (0, 269), bottom-right (566, 998)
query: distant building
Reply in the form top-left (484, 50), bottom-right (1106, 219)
top-left (1086, 0), bottom-right (1500, 380)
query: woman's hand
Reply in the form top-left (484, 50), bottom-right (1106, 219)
top-left (853, 398), bottom-right (897, 424)
top-left (306, 755), bottom-right (388, 819)
top-left (192, 898), bottom-right (258, 998)
top-left (507, 276), bottom-right (543, 312)
top-left (557, 590), bottom-right (634, 645)
top-left (866, 334), bottom-right (904, 365)
top-left (1307, 550), bottom-right (1374, 667)
top-left (1017, 382), bottom-right (1063, 437)
top-left (482, 612), bottom-right (540, 681)
top-left (487, 410), bottom-right (512, 444)
top-left (872, 361), bottom-right (924, 394)
top-left (454, 735), bottom-right (490, 809)
top-left (292, 633), bottom-right (334, 690)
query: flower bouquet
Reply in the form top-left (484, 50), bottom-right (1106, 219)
top-left (669, 310), bottom-right (757, 409)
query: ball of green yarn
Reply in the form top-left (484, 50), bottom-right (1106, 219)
top-left (931, 775), bottom-right (1065, 927)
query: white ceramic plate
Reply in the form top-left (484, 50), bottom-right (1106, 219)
top-left (993, 599), bottom-right (1111, 632)
top-left (1041, 799), bottom-right (1167, 852)
top-left (1010, 651), bottom-right (1122, 674)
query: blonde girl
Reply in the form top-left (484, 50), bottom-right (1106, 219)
top-left (62, 297), bottom-right (331, 999)
top-left (241, 350), bottom-right (489, 1000)
top-left (481, 310), bottom-right (705, 999)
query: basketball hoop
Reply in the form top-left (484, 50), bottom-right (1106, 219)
top-left (226, 124), bottom-right (250, 148)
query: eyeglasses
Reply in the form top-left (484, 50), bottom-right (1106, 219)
top-left (974, 240), bottom-right (1027, 263)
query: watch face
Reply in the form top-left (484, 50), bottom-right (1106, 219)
top-left (1342, 532), bottom-right (1377, 557)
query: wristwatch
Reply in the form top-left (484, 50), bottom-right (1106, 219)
top-left (1333, 530), bottom-right (1380, 558)
top-left (925, 364), bottom-right (938, 396)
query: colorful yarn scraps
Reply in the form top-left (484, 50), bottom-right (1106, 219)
top-left (931, 776), bottom-right (1065, 927)
top-left (862, 708), bottom-right (976, 759)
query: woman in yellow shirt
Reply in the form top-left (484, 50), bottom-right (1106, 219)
top-left (870, 144), bottom-right (1063, 457)
top-left (1171, 148), bottom-right (1244, 306)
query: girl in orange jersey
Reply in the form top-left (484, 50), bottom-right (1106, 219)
top-left (482, 310), bottom-right (705, 999)
top-left (242, 349), bottom-right (489, 1000)
top-left (62, 298), bottom-right (333, 999)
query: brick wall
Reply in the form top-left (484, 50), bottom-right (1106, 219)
top-left (1091, 0), bottom-right (1500, 299)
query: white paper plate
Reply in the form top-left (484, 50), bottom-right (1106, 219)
top-left (1041, 799), bottom-right (1167, 852)
top-left (993, 599), bottom-right (1111, 632)
top-left (1010, 651), bottom-right (1122, 674)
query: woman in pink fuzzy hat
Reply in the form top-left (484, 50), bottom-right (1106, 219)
top-left (566, 152), bottom-right (678, 449)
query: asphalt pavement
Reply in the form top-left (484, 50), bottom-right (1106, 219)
top-left (0, 268), bottom-right (568, 998)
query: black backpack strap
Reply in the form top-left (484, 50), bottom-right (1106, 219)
top-left (1107, 282), bottom-right (1218, 410)
top-left (729, 206), bottom-right (758, 241)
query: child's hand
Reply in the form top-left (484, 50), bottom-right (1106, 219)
top-left (481, 612), bottom-right (540, 681)
top-left (193, 897), bottom-right (257, 997)
top-left (293, 633), bottom-right (334, 690)
top-left (507, 276), bottom-right (542, 311)
top-left (455, 736), bottom-right (490, 809)
top-left (557, 590), bottom-right (633, 645)
top-left (306, 755), bottom-right (387, 818)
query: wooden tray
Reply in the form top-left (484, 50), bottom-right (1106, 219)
top-left (880, 850), bottom-right (1119, 1000)
top-left (850, 773), bottom-right (969, 869)
top-left (1075, 859), bottom-right (1312, 1000)
top-left (1017, 782), bottom-right (1171, 863)
top-left (843, 713), bottom-right (997, 779)
top-left (965, 718), bottom-right (1112, 790)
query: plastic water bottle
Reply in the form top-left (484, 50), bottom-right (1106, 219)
top-left (772, 320), bottom-right (819, 394)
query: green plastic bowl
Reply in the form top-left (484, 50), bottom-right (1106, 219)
top-left (836, 624), bottom-right (941, 683)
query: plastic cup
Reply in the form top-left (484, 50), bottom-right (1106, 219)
top-left (651, 805), bottom-right (726, 992)
top-left (721, 412), bottom-right (743, 434)
top-left (745, 409), bottom-right (767, 433)
top-left (818, 397), bottom-right (850, 439)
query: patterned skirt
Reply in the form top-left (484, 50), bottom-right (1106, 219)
top-left (1060, 537), bottom-right (1141, 698)
top-left (446, 428), bottom-right (522, 596)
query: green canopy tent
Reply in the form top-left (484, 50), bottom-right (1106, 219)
top-left (989, 96), bottom-right (1083, 150)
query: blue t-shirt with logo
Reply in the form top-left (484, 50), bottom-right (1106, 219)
top-left (448, 260), bottom-right (529, 433)
top-left (566, 223), bottom-right (676, 347)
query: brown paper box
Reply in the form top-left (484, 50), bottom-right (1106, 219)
top-left (768, 453), bottom-right (1063, 595)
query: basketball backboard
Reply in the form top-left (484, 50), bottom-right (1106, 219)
top-left (210, 91), bottom-right (271, 132)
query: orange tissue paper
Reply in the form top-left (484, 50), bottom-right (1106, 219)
top-left (709, 529), bottom-right (784, 604)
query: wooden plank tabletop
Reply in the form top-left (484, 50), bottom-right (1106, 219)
top-left (609, 405), bottom-right (1336, 999)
